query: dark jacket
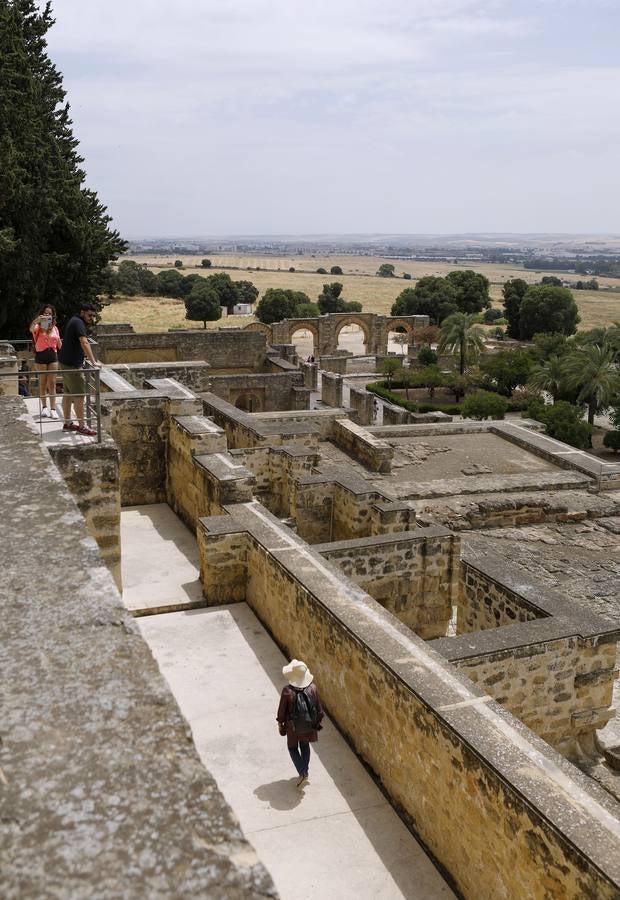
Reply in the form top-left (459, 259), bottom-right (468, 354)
top-left (277, 682), bottom-right (324, 747)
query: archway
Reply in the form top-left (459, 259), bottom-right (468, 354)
top-left (334, 318), bottom-right (370, 357)
top-left (290, 324), bottom-right (318, 361)
top-left (234, 392), bottom-right (262, 413)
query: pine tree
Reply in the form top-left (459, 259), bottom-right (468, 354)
top-left (0, 0), bottom-right (126, 336)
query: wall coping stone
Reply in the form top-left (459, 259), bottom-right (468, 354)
top-left (173, 414), bottom-right (224, 436)
top-left (313, 525), bottom-right (453, 553)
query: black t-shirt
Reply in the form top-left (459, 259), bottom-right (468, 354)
top-left (58, 315), bottom-right (88, 367)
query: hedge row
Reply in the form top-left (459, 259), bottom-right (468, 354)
top-left (366, 381), bottom-right (530, 415)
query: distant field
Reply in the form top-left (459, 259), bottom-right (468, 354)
top-left (101, 253), bottom-right (620, 332)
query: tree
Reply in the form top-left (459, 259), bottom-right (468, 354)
top-left (562, 343), bottom-right (620, 424)
top-left (502, 278), bottom-right (529, 339)
top-left (317, 282), bottom-right (361, 314)
top-left (115, 260), bottom-right (142, 296)
top-left (377, 263), bottom-right (396, 278)
top-left (392, 333), bottom-right (409, 356)
top-left (296, 302), bottom-right (320, 317)
top-left (525, 400), bottom-right (592, 449)
top-left (403, 272), bottom-right (412, 280)
top-left (201, 258), bottom-right (212, 268)
top-left (461, 390), bottom-right (507, 420)
top-left (379, 357), bottom-right (402, 387)
top-left (603, 431), bottom-right (620, 452)
top-left (316, 267), bottom-right (327, 274)
top-left (541, 275), bottom-right (562, 286)
top-left (184, 284), bottom-right (221, 328)
top-left (255, 288), bottom-right (311, 324)
top-left (174, 259), bottom-right (183, 268)
top-left (518, 285), bottom-right (580, 340)
top-left (479, 349), bottom-right (534, 396)
top-left (445, 373), bottom-right (470, 402)
top-left (391, 278), bottom-right (458, 325)
top-left (235, 280), bottom-right (258, 307)
top-left (206, 272), bottom-right (240, 314)
top-left (0, 0), bottom-right (126, 335)
top-left (137, 266), bottom-right (158, 295)
top-left (181, 273), bottom-right (207, 296)
top-left (330, 265), bottom-right (342, 275)
top-left (156, 269), bottom-right (185, 297)
top-left (446, 270), bottom-right (491, 314)
top-left (483, 308), bottom-right (504, 323)
top-left (289, 267), bottom-right (295, 272)
top-left (438, 312), bottom-right (486, 375)
top-left (527, 356), bottom-right (567, 403)
top-left (417, 345), bottom-right (437, 366)
top-left (532, 332), bottom-right (569, 360)
top-left (418, 365), bottom-right (444, 399)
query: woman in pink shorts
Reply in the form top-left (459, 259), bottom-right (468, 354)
top-left (30, 305), bottom-right (62, 419)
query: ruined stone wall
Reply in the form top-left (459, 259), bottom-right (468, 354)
top-left (50, 441), bottom-right (122, 591)
top-left (332, 419), bottom-right (393, 473)
top-left (197, 508), bottom-right (620, 899)
top-left (110, 362), bottom-right (211, 391)
top-left (452, 637), bottom-right (617, 758)
top-left (321, 372), bottom-right (343, 406)
top-left (211, 372), bottom-right (305, 412)
top-left (229, 445), bottom-right (317, 517)
top-left (166, 415), bottom-right (228, 528)
top-left (96, 329), bottom-right (267, 369)
top-left (348, 386), bottom-right (374, 426)
top-left (289, 477), bottom-right (335, 543)
top-left (457, 559), bottom-right (543, 633)
top-left (316, 529), bottom-right (459, 639)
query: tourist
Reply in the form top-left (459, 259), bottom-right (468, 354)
top-left (29, 305), bottom-right (62, 418)
top-left (276, 659), bottom-right (323, 787)
top-left (58, 303), bottom-right (101, 436)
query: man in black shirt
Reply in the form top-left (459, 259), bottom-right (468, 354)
top-left (58, 303), bottom-right (101, 436)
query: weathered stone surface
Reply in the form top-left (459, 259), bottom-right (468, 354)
top-left (0, 396), bottom-right (276, 899)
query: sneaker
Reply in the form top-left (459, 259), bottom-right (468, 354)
top-left (63, 423), bottom-right (79, 432)
top-left (40, 407), bottom-right (49, 418)
top-left (296, 774), bottom-right (308, 787)
top-left (49, 409), bottom-right (59, 420)
top-left (76, 425), bottom-right (97, 437)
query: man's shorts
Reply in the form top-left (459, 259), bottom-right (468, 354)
top-left (62, 365), bottom-right (85, 396)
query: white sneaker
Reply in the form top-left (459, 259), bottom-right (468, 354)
top-left (40, 407), bottom-right (49, 418)
top-left (49, 409), bottom-right (59, 420)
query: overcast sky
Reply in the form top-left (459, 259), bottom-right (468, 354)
top-left (46, 0), bottom-right (620, 238)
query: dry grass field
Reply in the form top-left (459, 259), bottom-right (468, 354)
top-left (99, 253), bottom-right (620, 332)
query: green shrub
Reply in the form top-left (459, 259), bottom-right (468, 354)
top-left (417, 345), bottom-right (438, 366)
top-left (524, 399), bottom-right (592, 449)
top-left (603, 431), bottom-right (620, 452)
top-left (461, 390), bottom-right (507, 420)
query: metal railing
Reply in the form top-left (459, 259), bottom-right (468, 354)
top-left (0, 355), bottom-right (103, 442)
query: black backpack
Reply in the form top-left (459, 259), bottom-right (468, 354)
top-left (292, 686), bottom-right (317, 734)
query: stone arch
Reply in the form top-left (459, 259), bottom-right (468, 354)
top-left (234, 391), bottom-right (262, 413)
top-left (386, 318), bottom-right (414, 338)
top-left (334, 316), bottom-right (371, 353)
top-left (288, 321), bottom-right (319, 358)
top-left (244, 322), bottom-right (272, 341)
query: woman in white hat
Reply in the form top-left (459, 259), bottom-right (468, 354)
top-left (276, 659), bottom-right (324, 787)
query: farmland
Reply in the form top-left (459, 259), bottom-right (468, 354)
top-left (99, 253), bottom-right (620, 332)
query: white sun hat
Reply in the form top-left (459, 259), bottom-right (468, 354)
top-left (282, 659), bottom-right (313, 689)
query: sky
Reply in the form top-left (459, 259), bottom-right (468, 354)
top-left (46, 0), bottom-right (620, 238)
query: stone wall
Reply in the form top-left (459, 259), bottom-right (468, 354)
top-left (50, 440), bottom-right (122, 591)
top-left (196, 503), bottom-right (620, 900)
top-left (0, 397), bottom-right (275, 898)
top-left (0, 356), bottom-right (18, 396)
top-left (96, 329), bottom-right (267, 370)
top-left (166, 414), bottom-right (231, 528)
top-left (229, 444), bottom-right (318, 517)
top-left (315, 528), bottom-right (459, 639)
top-left (321, 371), bottom-right (343, 407)
top-left (348, 386), bottom-right (374, 426)
top-left (110, 361), bottom-right (212, 391)
top-left (457, 558), bottom-right (543, 633)
top-left (101, 387), bottom-right (202, 505)
top-left (450, 636), bottom-right (617, 759)
top-left (332, 418), bottom-right (393, 473)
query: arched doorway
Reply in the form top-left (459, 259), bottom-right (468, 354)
top-left (335, 319), bottom-right (369, 356)
top-left (387, 325), bottom-right (410, 357)
top-left (234, 392), bottom-right (262, 413)
top-left (290, 325), bottom-right (318, 361)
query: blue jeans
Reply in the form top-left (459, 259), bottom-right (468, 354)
top-left (288, 741), bottom-right (310, 777)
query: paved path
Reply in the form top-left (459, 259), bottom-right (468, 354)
top-left (123, 504), bottom-right (454, 900)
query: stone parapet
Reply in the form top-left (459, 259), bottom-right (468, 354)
top-left (332, 418), bottom-right (394, 473)
top-left (0, 396), bottom-right (276, 899)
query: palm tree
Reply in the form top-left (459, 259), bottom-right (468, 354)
top-left (527, 355), bottom-right (566, 403)
top-left (438, 313), bottom-right (485, 375)
top-left (562, 343), bottom-right (620, 425)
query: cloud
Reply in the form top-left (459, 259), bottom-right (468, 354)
top-left (45, 0), bottom-right (620, 234)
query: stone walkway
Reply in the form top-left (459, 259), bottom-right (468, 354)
top-left (123, 504), bottom-right (454, 900)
